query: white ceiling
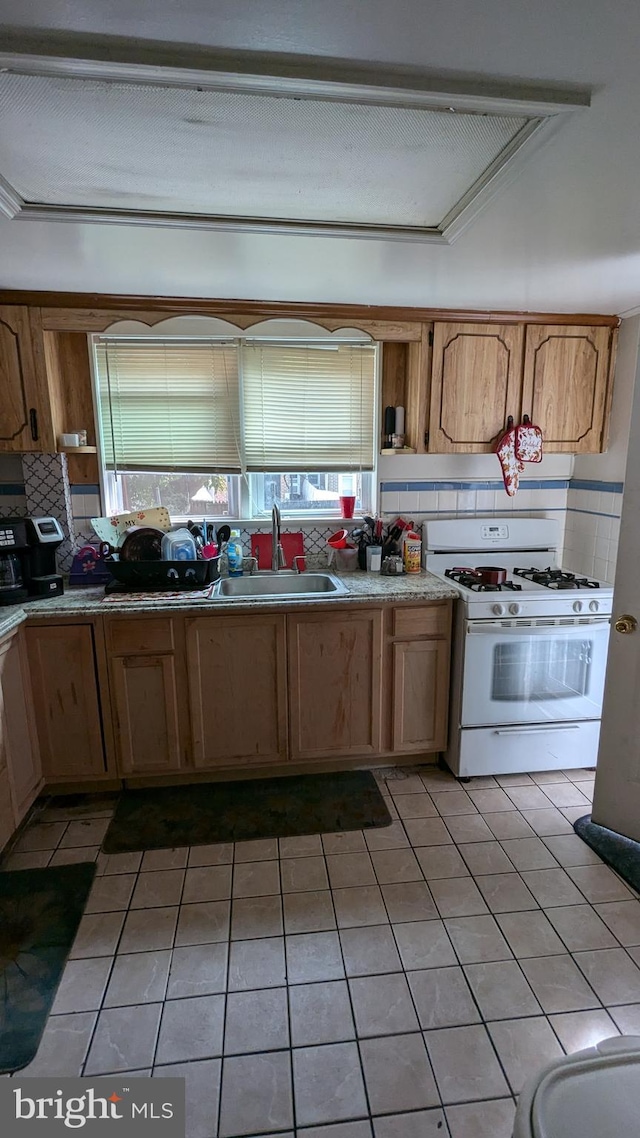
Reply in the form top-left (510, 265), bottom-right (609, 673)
top-left (0, 0), bottom-right (639, 314)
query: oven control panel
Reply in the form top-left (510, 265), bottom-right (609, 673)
top-left (480, 524), bottom-right (509, 541)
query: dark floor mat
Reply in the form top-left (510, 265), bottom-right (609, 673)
top-left (574, 813), bottom-right (640, 893)
top-left (103, 770), bottom-right (392, 854)
top-left (0, 862), bottom-right (96, 1073)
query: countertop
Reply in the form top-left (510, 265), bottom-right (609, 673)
top-left (0, 569), bottom-right (457, 635)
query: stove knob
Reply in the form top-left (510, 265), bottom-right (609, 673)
top-left (589, 600), bottom-right (599, 613)
top-left (492, 603), bottom-right (506, 616)
top-left (509, 603), bottom-right (521, 615)
top-left (573, 600), bottom-right (583, 613)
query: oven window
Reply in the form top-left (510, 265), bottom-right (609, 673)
top-left (491, 638), bottom-right (592, 702)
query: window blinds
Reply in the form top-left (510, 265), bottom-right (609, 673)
top-left (241, 342), bottom-right (376, 471)
top-left (95, 339), bottom-right (242, 472)
top-left (94, 337), bottom-right (377, 473)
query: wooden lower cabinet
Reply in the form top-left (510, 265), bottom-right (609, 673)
top-left (0, 628), bottom-right (43, 851)
top-left (392, 639), bottom-right (450, 752)
top-left (288, 609), bottom-right (383, 761)
top-left (0, 767), bottom-right (14, 853)
top-left (186, 613), bottom-right (288, 767)
top-left (26, 623), bottom-right (108, 782)
top-left (0, 632), bottom-right (43, 823)
top-left (21, 600), bottom-right (452, 789)
top-left (111, 654), bottom-right (184, 775)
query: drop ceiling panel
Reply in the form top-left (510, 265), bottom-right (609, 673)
top-left (0, 72), bottom-right (528, 227)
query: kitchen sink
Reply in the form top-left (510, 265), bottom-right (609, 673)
top-left (211, 571), bottom-right (349, 599)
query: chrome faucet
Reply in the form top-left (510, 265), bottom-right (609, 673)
top-left (271, 504), bottom-right (286, 571)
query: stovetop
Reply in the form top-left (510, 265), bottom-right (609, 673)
top-left (444, 568), bottom-right (523, 593)
top-left (513, 567), bottom-right (602, 590)
top-left (423, 517), bottom-right (613, 620)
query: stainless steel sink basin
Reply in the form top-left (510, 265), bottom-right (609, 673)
top-left (212, 572), bottom-right (349, 599)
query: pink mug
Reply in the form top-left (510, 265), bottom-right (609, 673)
top-left (339, 495), bottom-right (356, 519)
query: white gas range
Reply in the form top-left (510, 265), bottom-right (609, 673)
top-left (423, 518), bottom-right (613, 778)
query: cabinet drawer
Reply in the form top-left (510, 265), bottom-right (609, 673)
top-left (393, 604), bottom-right (449, 639)
top-left (108, 618), bottom-right (175, 655)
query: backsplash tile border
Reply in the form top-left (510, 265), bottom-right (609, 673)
top-left (380, 478), bottom-right (571, 492)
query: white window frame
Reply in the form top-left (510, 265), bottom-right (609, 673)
top-left (89, 318), bottom-right (380, 522)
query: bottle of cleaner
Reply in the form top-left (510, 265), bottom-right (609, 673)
top-left (403, 529), bottom-right (422, 574)
top-left (227, 530), bottom-right (244, 577)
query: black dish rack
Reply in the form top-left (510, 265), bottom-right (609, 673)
top-left (105, 556), bottom-right (220, 591)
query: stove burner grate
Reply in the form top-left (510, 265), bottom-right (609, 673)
top-left (513, 567), bottom-right (600, 590)
top-left (445, 568), bottom-right (523, 592)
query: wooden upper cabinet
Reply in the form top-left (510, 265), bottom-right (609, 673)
top-left (522, 325), bottom-right (614, 453)
top-left (186, 613), bottom-right (288, 768)
top-left (0, 306), bottom-right (53, 452)
top-left (288, 609), bottom-right (383, 761)
top-left (429, 322), bottom-right (524, 452)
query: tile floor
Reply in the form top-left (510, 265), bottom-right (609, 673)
top-left (3, 764), bottom-right (639, 1138)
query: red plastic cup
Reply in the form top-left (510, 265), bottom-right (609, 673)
top-left (339, 495), bottom-right (356, 519)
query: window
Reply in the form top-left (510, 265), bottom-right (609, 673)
top-left (93, 333), bottom-right (378, 519)
top-left (247, 472), bottom-right (372, 517)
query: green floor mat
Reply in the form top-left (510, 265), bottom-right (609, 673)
top-left (103, 769), bottom-right (391, 853)
top-left (0, 861), bottom-right (96, 1073)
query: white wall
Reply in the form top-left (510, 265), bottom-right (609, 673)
top-left (562, 316), bottom-right (640, 582)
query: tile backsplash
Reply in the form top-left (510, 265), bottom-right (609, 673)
top-left (379, 475), bottom-right (624, 581)
top-left (0, 450), bottom-right (624, 584)
top-left (22, 453), bottom-right (76, 572)
top-left (380, 478), bottom-right (568, 519)
top-left (562, 479), bottom-right (623, 585)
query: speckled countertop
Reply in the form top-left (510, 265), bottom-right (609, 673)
top-left (0, 569), bottom-right (457, 634)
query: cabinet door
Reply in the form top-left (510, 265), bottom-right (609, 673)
top-left (111, 655), bottom-right (183, 775)
top-left (522, 325), bottom-right (613, 453)
top-left (0, 306), bottom-right (50, 452)
top-left (0, 767), bottom-right (14, 853)
top-left (186, 614), bottom-right (287, 768)
top-left (288, 609), bottom-right (383, 760)
top-left (392, 639), bottom-right (450, 753)
top-left (0, 633), bottom-right (42, 822)
top-left (26, 624), bottom-right (107, 781)
top-left (429, 322), bottom-right (524, 452)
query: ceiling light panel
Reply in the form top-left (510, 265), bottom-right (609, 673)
top-left (0, 72), bottom-right (529, 228)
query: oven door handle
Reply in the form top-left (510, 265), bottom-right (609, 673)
top-left (467, 620), bottom-right (610, 636)
top-left (494, 724), bottom-right (582, 735)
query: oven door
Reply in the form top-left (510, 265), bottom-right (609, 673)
top-left (460, 618), bottom-right (610, 727)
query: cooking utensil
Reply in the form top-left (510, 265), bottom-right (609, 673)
top-left (119, 526), bottom-right (164, 562)
top-left (474, 566), bottom-right (507, 585)
top-left (216, 524), bottom-right (231, 548)
top-left (327, 529), bottom-right (351, 550)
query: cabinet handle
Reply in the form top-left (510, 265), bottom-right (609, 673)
top-left (29, 408), bottom-right (38, 441)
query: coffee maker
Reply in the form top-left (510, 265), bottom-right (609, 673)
top-left (0, 517), bottom-right (65, 606)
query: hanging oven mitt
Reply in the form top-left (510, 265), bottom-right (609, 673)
top-left (495, 416), bottom-right (522, 497)
top-left (515, 415), bottom-right (543, 463)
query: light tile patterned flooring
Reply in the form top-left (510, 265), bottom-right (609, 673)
top-left (3, 765), bottom-right (640, 1138)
